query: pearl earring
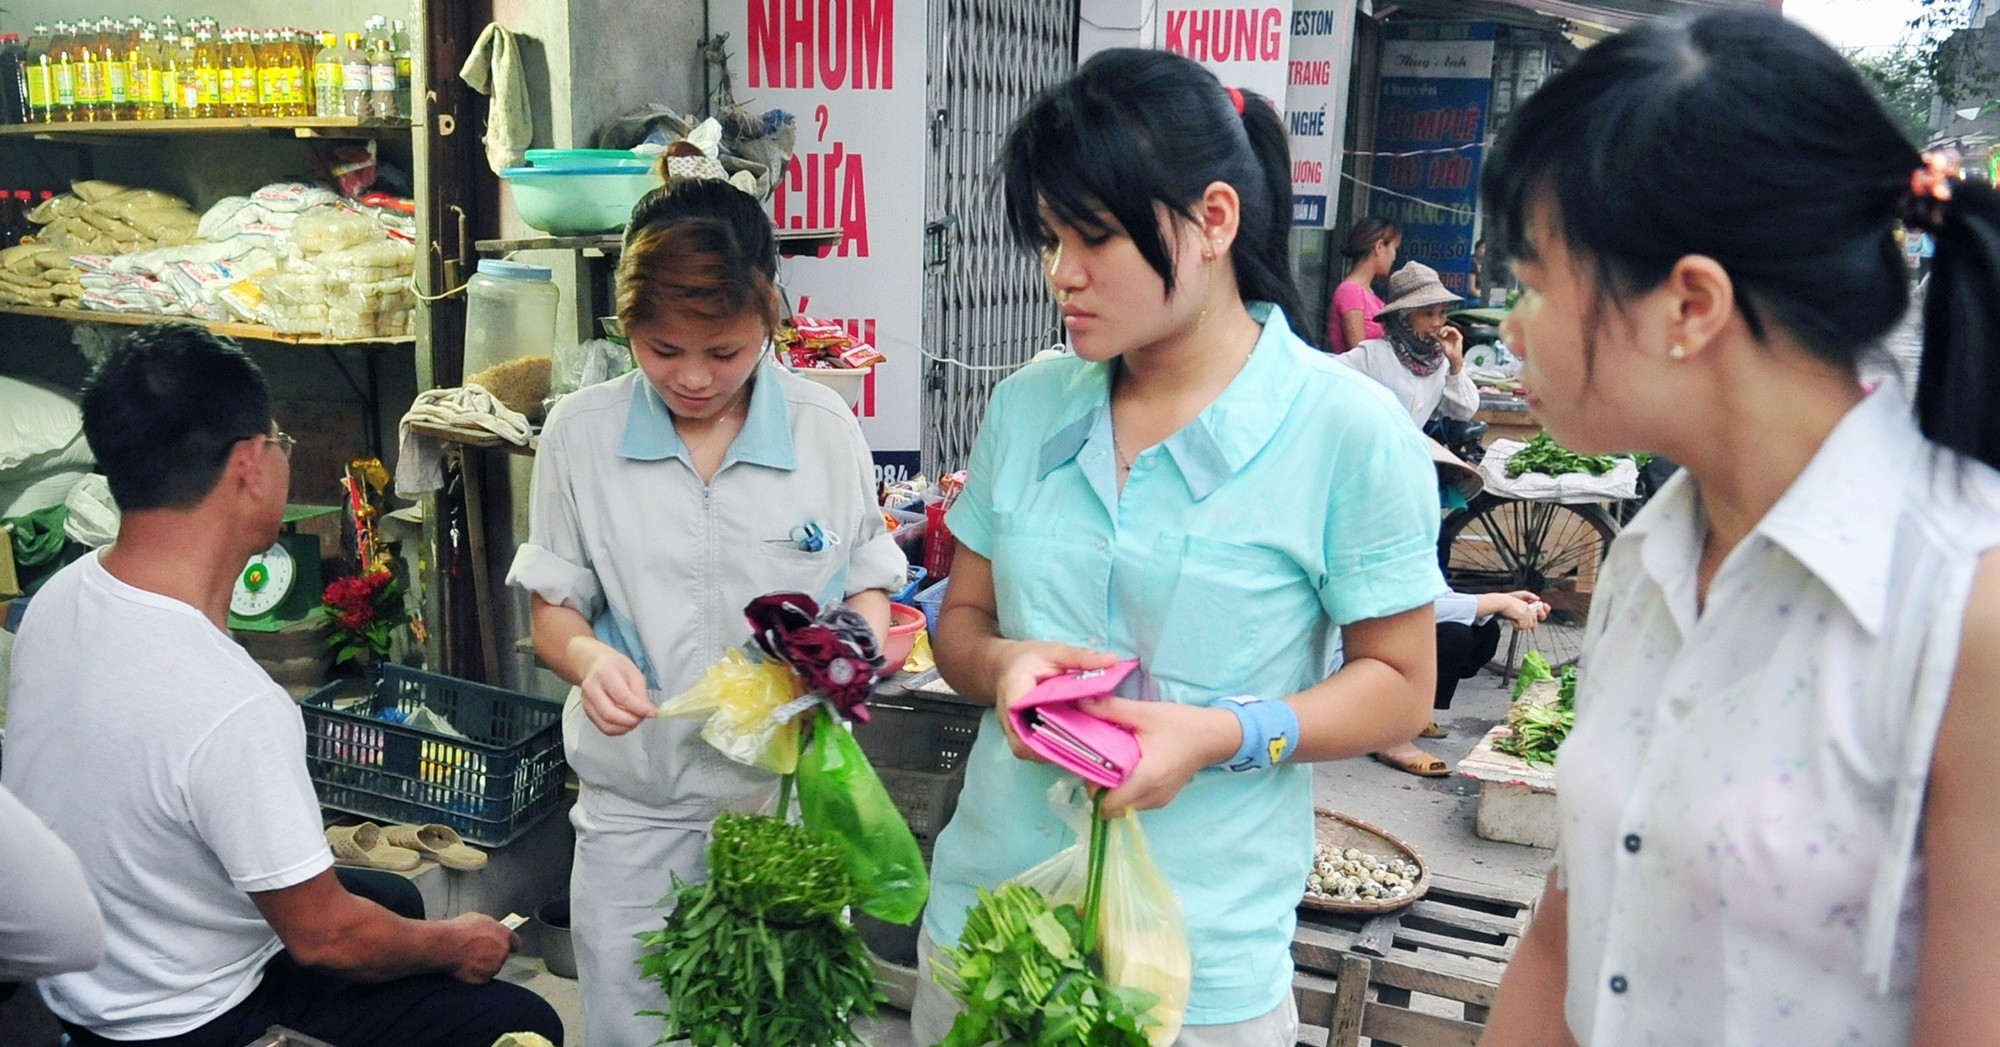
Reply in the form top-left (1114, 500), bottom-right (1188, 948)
top-left (1669, 345), bottom-right (1686, 360)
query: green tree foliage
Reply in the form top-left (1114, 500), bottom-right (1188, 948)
top-left (1848, 45), bottom-right (1938, 148)
top-left (1909, 0), bottom-right (1992, 108)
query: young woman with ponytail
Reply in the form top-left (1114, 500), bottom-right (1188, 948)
top-left (1476, 11), bottom-right (2000, 1047)
top-left (915, 48), bottom-right (1445, 1046)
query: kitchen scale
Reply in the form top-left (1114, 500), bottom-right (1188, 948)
top-left (229, 504), bottom-right (341, 633)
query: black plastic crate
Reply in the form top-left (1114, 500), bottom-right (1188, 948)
top-left (853, 690), bottom-right (985, 859)
top-left (300, 665), bottom-right (566, 848)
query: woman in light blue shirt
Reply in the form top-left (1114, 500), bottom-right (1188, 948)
top-left (913, 49), bottom-right (1448, 1046)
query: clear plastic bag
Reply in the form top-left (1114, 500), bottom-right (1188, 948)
top-left (654, 648), bottom-right (802, 774)
top-left (1010, 780), bottom-right (1192, 1046)
top-left (795, 704), bottom-right (930, 925)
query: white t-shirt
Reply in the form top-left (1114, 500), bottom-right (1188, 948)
top-left (1335, 337), bottom-right (1481, 427)
top-left (2, 553), bottom-right (334, 1040)
top-left (1556, 390), bottom-right (2000, 1046)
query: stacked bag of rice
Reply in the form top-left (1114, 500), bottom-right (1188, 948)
top-left (0, 244), bottom-right (84, 309)
top-left (26, 181), bottom-right (202, 254)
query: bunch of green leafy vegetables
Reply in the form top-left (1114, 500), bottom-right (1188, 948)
top-left (1496, 650), bottom-right (1579, 766)
top-left (1505, 430), bottom-right (1623, 478)
top-left (934, 881), bottom-right (1158, 1047)
top-left (638, 812), bottom-right (881, 1047)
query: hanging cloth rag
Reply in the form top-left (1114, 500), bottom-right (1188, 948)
top-left (459, 23), bottom-right (533, 176)
top-left (394, 383), bottom-right (533, 497)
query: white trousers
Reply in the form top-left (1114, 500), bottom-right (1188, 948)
top-left (567, 782), bottom-right (717, 1047)
top-left (909, 927), bottom-right (1300, 1047)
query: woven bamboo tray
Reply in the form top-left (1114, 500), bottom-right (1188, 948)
top-left (1299, 808), bottom-right (1432, 915)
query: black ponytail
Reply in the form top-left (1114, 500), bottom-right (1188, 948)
top-left (1918, 183), bottom-right (2000, 468)
top-left (1233, 86), bottom-right (1305, 326)
top-left (998, 49), bottom-right (1302, 332)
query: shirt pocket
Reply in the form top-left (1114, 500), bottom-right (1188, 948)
top-left (1150, 535), bottom-right (1304, 689)
top-left (746, 540), bottom-right (848, 607)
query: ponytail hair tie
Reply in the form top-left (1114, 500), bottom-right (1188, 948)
top-left (1900, 150), bottom-right (1960, 233)
top-left (1226, 87), bottom-right (1245, 115)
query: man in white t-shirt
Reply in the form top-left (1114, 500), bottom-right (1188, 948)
top-left (3, 324), bottom-right (563, 1047)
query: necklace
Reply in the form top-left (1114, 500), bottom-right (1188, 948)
top-left (1112, 430), bottom-right (1138, 473)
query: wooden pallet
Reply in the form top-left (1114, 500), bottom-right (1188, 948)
top-left (1292, 872), bottom-right (1537, 1047)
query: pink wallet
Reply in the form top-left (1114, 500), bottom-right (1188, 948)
top-left (1007, 660), bottom-right (1146, 789)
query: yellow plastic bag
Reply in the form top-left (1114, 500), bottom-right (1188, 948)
top-left (654, 649), bottom-right (802, 774)
top-left (1011, 780), bottom-right (1191, 1046)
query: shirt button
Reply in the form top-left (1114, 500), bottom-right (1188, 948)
top-left (1609, 975), bottom-right (1628, 994)
top-left (1096, 539), bottom-right (1109, 550)
top-left (1623, 834), bottom-right (1641, 854)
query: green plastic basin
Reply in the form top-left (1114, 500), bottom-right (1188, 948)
top-left (501, 166), bottom-right (662, 236)
top-left (523, 148), bottom-right (652, 169)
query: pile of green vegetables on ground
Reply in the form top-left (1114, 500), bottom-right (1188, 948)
top-left (1496, 650), bottom-right (1577, 766)
top-left (637, 812), bottom-right (881, 1047)
top-left (1506, 430), bottom-right (1651, 478)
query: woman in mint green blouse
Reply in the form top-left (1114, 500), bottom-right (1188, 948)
top-left (912, 49), bottom-right (1447, 1046)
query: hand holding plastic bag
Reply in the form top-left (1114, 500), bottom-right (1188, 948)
top-left (654, 648), bottom-right (802, 774)
top-left (1009, 780), bottom-right (1191, 1046)
top-left (795, 705), bottom-right (929, 924)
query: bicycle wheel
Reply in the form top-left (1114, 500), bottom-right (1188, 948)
top-left (1438, 494), bottom-right (1619, 669)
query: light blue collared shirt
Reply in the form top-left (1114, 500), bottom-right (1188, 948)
top-left (926, 303), bottom-right (1446, 1023)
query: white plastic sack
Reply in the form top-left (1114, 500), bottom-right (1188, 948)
top-left (1478, 438), bottom-right (1639, 503)
top-left (62, 474), bottom-right (119, 548)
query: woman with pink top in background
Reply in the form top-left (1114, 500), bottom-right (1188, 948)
top-left (1329, 216), bottom-right (1400, 353)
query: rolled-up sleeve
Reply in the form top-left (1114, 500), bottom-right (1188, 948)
top-left (506, 422), bottom-right (606, 618)
top-left (1440, 369), bottom-right (1481, 421)
top-left (1318, 418), bottom-right (1448, 624)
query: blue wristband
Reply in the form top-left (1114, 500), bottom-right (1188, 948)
top-left (1216, 696), bottom-right (1299, 772)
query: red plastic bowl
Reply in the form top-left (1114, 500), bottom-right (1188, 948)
top-left (880, 603), bottom-right (926, 678)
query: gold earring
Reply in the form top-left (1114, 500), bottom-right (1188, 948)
top-left (1669, 345), bottom-right (1686, 360)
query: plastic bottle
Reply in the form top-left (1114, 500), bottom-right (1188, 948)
top-left (160, 34), bottom-right (187, 118)
top-left (340, 32), bottom-right (368, 119)
top-left (312, 30), bottom-right (340, 116)
top-left (71, 19), bottom-right (101, 121)
top-left (25, 26), bottom-right (53, 123)
top-left (50, 22), bottom-right (75, 122)
top-left (158, 16), bottom-right (180, 52)
top-left (122, 16), bottom-right (146, 119)
top-left (0, 36), bottom-right (25, 125)
top-left (131, 26), bottom-right (162, 120)
top-left (464, 260), bottom-right (561, 377)
top-left (193, 25), bottom-right (221, 118)
top-left (367, 28), bottom-right (396, 119)
top-left (227, 28), bottom-right (258, 117)
top-left (391, 19), bottom-right (412, 119)
top-left (99, 18), bottom-right (130, 121)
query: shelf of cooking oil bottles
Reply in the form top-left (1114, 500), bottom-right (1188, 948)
top-left (0, 16), bottom-right (414, 136)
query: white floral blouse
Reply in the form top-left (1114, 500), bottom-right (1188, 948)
top-left (1555, 389), bottom-right (2000, 1046)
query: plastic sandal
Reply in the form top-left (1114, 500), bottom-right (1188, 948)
top-left (1418, 721), bottom-right (1449, 739)
top-left (1371, 750), bottom-right (1452, 778)
top-left (325, 822), bottom-right (422, 871)
top-left (383, 823), bottom-right (489, 871)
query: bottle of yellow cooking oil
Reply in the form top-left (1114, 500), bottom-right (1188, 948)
top-left (49, 21), bottom-right (76, 122)
top-left (98, 18), bottom-right (131, 121)
top-left (279, 29), bottom-right (308, 117)
top-left (259, 27), bottom-right (280, 118)
top-left (70, 19), bottom-right (101, 121)
top-left (122, 16), bottom-right (146, 118)
top-left (192, 24), bottom-right (221, 118)
top-left (25, 24), bottom-right (55, 123)
top-left (224, 28), bottom-right (256, 117)
top-left (174, 35), bottom-right (200, 118)
top-left (131, 26), bottom-right (162, 120)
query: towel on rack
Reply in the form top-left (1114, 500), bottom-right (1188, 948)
top-left (395, 384), bottom-right (533, 497)
top-left (458, 23), bottom-right (533, 176)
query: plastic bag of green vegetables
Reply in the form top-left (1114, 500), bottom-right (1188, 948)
top-left (1497, 651), bottom-right (1579, 766)
top-left (935, 780), bottom-right (1192, 1047)
top-left (637, 812), bottom-right (881, 1047)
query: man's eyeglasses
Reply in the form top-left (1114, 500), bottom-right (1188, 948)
top-left (269, 431), bottom-right (296, 460)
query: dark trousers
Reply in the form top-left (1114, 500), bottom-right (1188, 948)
top-left (1436, 619), bottom-right (1502, 711)
top-left (62, 869), bottom-right (562, 1047)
